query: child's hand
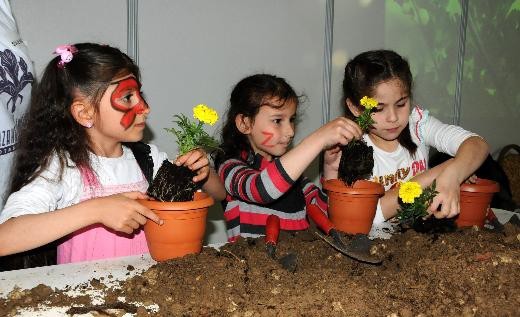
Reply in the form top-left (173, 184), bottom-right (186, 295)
top-left (323, 146), bottom-right (341, 180)
top-left (93, 192), bottom-right (163, 234)
top-left (427, 172), bottom-right (461, 219)
top-left (175, 148), bottom-right (210, 183)
top-left (324, 146), bottom-right (342, 167)
top-left (466, 174), bottom-right (478, 183)
top-left (315, 117), bottom-right (363, 150)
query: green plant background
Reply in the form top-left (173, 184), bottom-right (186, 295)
top-left (385, 0), bottom-right (519, 152)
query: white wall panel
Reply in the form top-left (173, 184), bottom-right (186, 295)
top-left (138, 0), bottom-right (326, 156)
top-left (12, 0), bottom-right (127, 77)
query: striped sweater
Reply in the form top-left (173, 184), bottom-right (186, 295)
top-left (218, 151), bottom-right (328, 242)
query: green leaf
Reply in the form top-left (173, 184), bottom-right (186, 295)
top-left (445, 0), bottom-right (461, 18)
top-left (165, 113), bottom-right (220, 156)
top-left (507, 0), bottom-right (520, 17)
top-left (418, 8), bottom-right (430, 25)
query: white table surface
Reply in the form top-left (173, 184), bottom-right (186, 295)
top-left (0, 253), bottom-right (155, 298)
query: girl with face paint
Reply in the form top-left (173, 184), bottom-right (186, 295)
top-left (213, 74), bottom-right (362, 242)
top-left (0, 43), bottom-right (225, 263)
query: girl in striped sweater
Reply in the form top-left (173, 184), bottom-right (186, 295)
top-left (213, 74), bottom-right (362, 242)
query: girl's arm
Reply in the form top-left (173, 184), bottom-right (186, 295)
top-left (280, 117), bottom-right (362, 181)
top-left (219, 158), bottom-right (293, 204)
top-left (428, 136), bottom-right (489, 218)
top-left (202, 168), bottom-right (227, 201)
top-left (301, 177), bottom-right (328, 214)
top-left (380, 160), bottom-right (452, 220)
top-left (380, 136), bottom-right (488, 220)
top-left (219, 117), bottom-right (362, 205)
top-left (0, 192), bottom-right (161, 256)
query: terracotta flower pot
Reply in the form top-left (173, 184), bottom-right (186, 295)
top-left (456, 178), bottom-right (499, 228)
top-left (138, 192), bottom-right (214, 261)
top-left (323, 179), bottom-right (385, 234)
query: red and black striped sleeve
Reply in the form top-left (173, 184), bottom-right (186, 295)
top-left (301, 176), bottom-right (328, 215)
top-left (218, 158), bottom-right (295, 204)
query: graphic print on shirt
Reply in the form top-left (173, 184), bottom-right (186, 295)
top-left (411, 158), bottom-right (427, 176)
top-left (0, 49), bottom-right (33, 156)
top-left (372, 158), bottom-right (426, 187)
top-left (0, 49), bottom-right (33, 113)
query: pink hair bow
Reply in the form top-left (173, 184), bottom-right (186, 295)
top-left (54, 45), bottom-right (78, 68)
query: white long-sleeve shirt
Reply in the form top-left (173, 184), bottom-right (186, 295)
top-left (369, 106), bottom-right (478, 238)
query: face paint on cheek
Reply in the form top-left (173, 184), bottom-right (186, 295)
top-left (110, 78), bottom-right (148, 129)
top-left (260, 130), bottom-right (275, 148)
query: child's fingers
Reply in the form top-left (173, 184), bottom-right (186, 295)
top-left (427, 196), bottom-right (442, 215)
top-left (188, 156), bottom-right (209, 171)
top-left (346, 121), bottom-right (363, 139)
top-left (127, 219), bottom-right (142, 230)
top-left (120, 225), bottom-right (134, 235)
top-left (132, 212), bottom-right (149, 226)
top-left (193, 166), bottom-right (210, 182)
top-left (175, 150), bottom-right (199, 166)
top-left (443, 199), bottom-right (460, 218)
top-left (174, 153), bottom-right (190, 166)
top-left (138, 208), bottom-right (163, 225)
top-left (429, 196), bottom-right (459, 219)
top-left (338, 117), bottom-right (362, 137)
top-left (326, 146), bottom-right (341, 154)
top-left (467, 175), bottom-right (478, 183)
top-left (176, 149), bottom-right (205, 167)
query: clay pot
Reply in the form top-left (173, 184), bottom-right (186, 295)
top-left (323, 179), bottom-right (385, 234)
top-left (138, 192), bottom-right (214, 261)
top-left (456, 178), bottom-right (499, 228)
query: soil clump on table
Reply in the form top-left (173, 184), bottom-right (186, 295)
top-left (1, 221), bottom-right (519, 316)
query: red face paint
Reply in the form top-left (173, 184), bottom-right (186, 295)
top-left (260, 130), bottom-right (275, 147)
top-left (110, 77), bottom-right (148, 129)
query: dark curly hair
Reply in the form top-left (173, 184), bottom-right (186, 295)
top-left (10, 43), bottom-right (140, 193)
top-left (342, 49), bottom-right (417, 156)
top-left (213, 74), bottom-right (301, 169)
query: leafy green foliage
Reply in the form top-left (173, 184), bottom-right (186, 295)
top-left (165, 114), bottom-right (219, 156)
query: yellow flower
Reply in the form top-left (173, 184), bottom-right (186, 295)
top-left (193, 104), bottom-right (219, 126)
top-left (360, 96), bottom-right (378, 110)
top-left (398, 181), bottom-right (423, 204)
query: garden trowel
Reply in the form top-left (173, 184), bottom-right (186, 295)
top-left (307, 205), bottom-right (382, 265)
top-left (265, 214), bottom-right (297, 272)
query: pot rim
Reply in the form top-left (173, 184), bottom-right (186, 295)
top-left (137, 191), bottom-right (214, 210)
top-left (460, 178), bottom-right (499, 193)
top-left (323, 179), bottom-right (384, 195)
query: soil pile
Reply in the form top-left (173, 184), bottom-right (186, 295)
top-left (1, 221), bottom-right (519, 316)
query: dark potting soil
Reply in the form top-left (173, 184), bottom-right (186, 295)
top-left (147, 160), bottom-right (198, 202)
top-left (338, 141), bottom-right (375, 186)
top-left (1, 222), bottom-right (519, 316)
